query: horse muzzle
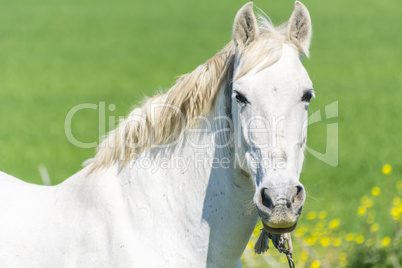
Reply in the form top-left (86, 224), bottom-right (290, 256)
top-left (255, 184), bottom-right (305, 234)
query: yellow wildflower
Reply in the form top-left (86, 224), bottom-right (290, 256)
top-left (382, 164), bottom-right (392, 175)
top-left (252, 222), bottom-right (263, 236)
top-left (365, 198), bottom-right (374, 207)
top-left (333, 238), bottom-right (342, 247)
top-left (371, 187), bottom-right (381, 196)
top-left (397, 181), bottom-right (402, 189)
top-left (357, 206), bottom-right (366, 215)
top-left (301, 250), bottom-right (309, 261)
top-left (320, 237), bottom-right (331, 247)
top-left (360, 196), bottom-right (369, 204)
top-left (315, 221), bottom-right (326, 231)
top-left (339, 253), bottom-right (347, 261)
top-left (356, 235), bottom-right (365, 244)
top-left (393, 197), bottom-right (401, 206)
top-left (370, 223), bottom-right (379, 232)
top-left (382, 237), bottom-right (391, 247)
top-left (391, 207), bottom-right (401, 221)
top-left (312, 231), bottom-right (320, 238)
top-left (295, 226), bottom-right (308, 237)
top-left (307, 211), bottom-right (316, 220)
top-left (311, 260), bottom-right (321, 268)
top-left (306, 237), bottom-right (317, 246)
top-left (366, 217), bottom-right (375, 225)
top-left (329, 218), bottom-right (341, 229)
top-left (360, 196), bottom-right (374, 207)
top-left (346, 233), bottom-right (355, 241)
top-left (323, 228), bottom-right (332, 236)
top-left (366, 239), bottom-right (375, 247)
top-left (318, 211), bottom-right (327, 219)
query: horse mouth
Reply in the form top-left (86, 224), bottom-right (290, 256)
top-left (262, 222), bottom-right (297, 234)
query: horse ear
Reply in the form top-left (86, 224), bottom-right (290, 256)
top-left (233, 2), bottom-right (259, 49)
top-left (288, 1), bottom-right (312, 57)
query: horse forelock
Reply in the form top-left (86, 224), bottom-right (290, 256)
top-left (87, 18), bottom-right (295, 174)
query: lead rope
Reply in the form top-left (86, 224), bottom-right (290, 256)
top-left (282, 233), bottom-right (295, 268)
top-left (275, 233), bottom-right (295, 268)
top-left (254, 229), bottom-right (296, 268)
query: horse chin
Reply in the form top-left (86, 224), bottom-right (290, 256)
top-left (262, 222), bottom-right (297, 234)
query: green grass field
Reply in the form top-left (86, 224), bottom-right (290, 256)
top-left (1, 0), bottom-right (401, 266)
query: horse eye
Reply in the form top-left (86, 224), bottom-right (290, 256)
top-left (234, 91), bottom-right (249, 105)
top-left (301, 90), bottom-right (314, 103)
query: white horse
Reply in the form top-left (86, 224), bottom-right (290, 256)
top-left (0, 2), bottom-right (313, 267)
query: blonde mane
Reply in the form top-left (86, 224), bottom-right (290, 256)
top-left (87, 17), bottom-right (302, 173)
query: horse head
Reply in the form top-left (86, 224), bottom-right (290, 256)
top-left (231, 2), bottom-right (313, 234)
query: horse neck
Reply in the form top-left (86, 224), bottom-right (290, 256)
top-left (114, 85), bottom-right (258, 265)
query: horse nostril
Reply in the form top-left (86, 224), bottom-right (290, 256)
top-left (293, 185), bottom-right (305, 208)
top-left (261, 188), bottom-right (274, 210)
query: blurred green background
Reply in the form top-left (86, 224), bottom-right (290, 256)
top-left (0, 0), bottom-right (401, 264)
